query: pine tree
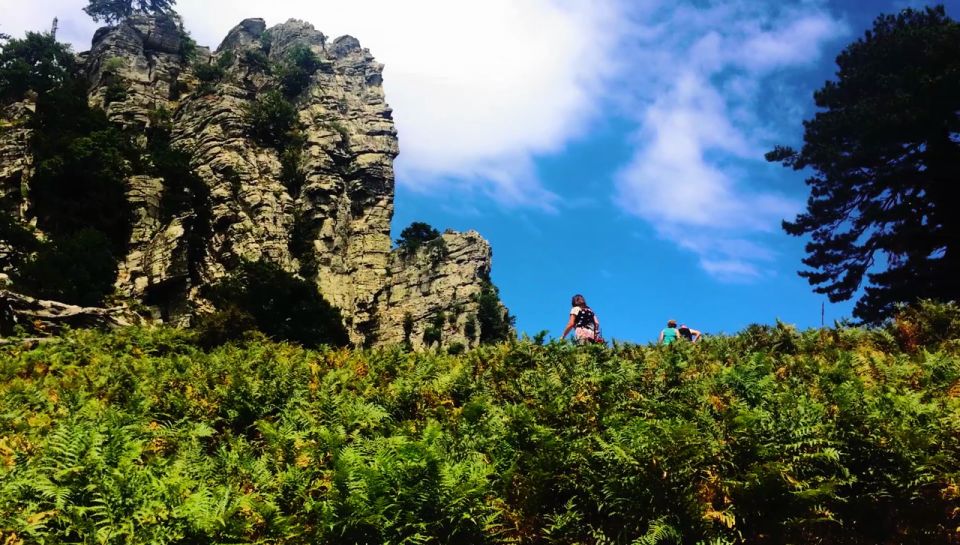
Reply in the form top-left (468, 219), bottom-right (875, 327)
top-left (768, 6), bottom-right (960, 323)
top-left (0, 32), bottom-right (75, 103)
top-left (83, 0), bottom-right (177, 24)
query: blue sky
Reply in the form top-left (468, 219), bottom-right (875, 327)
top-left (5, 0), bottom-right (957, 343)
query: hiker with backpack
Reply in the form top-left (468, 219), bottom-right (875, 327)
top-left (561, 294), bottom-right (602, 344)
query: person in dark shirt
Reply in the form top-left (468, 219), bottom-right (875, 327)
top-left (678, 324), bottom-right (702, 342)
top-left (561, 294), bottom-right (599, 344)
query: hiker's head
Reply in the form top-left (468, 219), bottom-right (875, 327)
top-left (572, 294), bottom-right (587, 307)
top-left (667, 319), bottom-right (677, 328)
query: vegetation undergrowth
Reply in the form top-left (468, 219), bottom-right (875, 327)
top-left (0, 301), bottom-right (958, 544)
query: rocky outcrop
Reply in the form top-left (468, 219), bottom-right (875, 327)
top-left (0, 15), bottom-right (509, 347)
top-left (0, 102), bottom-right (34, 222)
top-left (86, 13), bottom-right (188, 125)
top-left (0, 290), bottom-right (141, 336)
top-left (0, 101), bottom-right (38, 273)
top-left (375, 231), bottom-right (495, 348)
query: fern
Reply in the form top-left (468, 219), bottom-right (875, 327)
top-left (1, 304), bottom-right (959, 543)
top-left (633, 516), bottom-right (681, 545)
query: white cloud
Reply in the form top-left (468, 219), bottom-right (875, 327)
top-left (1, 0), bottom-right (626, 209)
top-left (2, 0), bottom-right (851, 280)
top-left (613, 1), bottom-right (848, 281)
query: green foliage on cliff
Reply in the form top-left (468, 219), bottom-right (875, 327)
top-left (395, 221), bottom-right (448, 265)
top-left (11, 229), bottom-right (117, 306)
top-left (83, 0), bottom-right (177, 24)
top-left (32, 123), bottom-right (132, 252)
top-left (145, 109), bottom-right (211, 283)
top-left (1, 32), bottom-right (134, 306)
top-left (0, 213), bottom-right (39, 255)
top-left (192, 61), bottom-right (224, 85)
top-left (204, 260), bottom-right (349, 349)
top-left (0, 32), bottom-right (75, 103)
top-left (245, 90), bottom-right (300, 149)
top-left (25, 82), bottom-right (133, 306)
top-left (477, 280), bottom-right (515, 344)
top-left (1, 302), bottom-right (958, 544)
top-left (276, 45), bottom-right (322, 98)
top-left (422, 312), bottom-right (445, 347)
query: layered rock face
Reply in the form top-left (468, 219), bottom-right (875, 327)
top-left (0, 15), bottom-right (507, 347)
top-left (375, 231), bottom-right (495, 348)
top-left (0, 102), bottom-right (33, 221)
top-left (0, 101), bottom-right (37, 274)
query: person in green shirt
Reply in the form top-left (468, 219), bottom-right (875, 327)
top-left (659, 319), bottom-right (680, 345)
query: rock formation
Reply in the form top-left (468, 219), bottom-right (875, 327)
top-left (0, 290), bottom-right (140, 336)
top-left (0, 14), bottom-right (509, 348)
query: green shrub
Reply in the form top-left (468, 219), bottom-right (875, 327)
top-left (168, 78), bottom-right (188, 100)
top-left (0, 211), bottom-right (40, 253)
top-left (102, 56), bottom-right (125, 74)
top-left (888, 299), bottom-right (960, 352)
top-left (178, 29), bottom-right (197, 62)
top-left (0, 32), bottom-right (75, 103)
top-left (102, 79), bottom-right (128, 105)
top-left (193, 63), bottom-right (223, 83)
top-left (30, 81), bottom-right (134, 255)
top-left (464, 314), bottom-right (478, 342)
top-left (192, 56), bottom-right (231, 96)
top-left (144, 118), bottom-right (210, 284)
top-left (206, 259), bottom-right (349, 348)
top-left (422, 312), bottom-right (445, 347)
top-left (395, 221), bottom-right (444, 259)
top-left (83, 0), bottom-right (176, 24)
top-left (216, 50), bottom-right (235, 70)
top-left (279, 145), bottom-right (306, 194)
top-left (276, 45), bottom-right (321, 97)
top-left (476, 280), bottom-right (514, 344)
top-left (12, 229), bottom-right (117, 306)
top-left (402, 312), bottom-right (414, 348)
top-left (194, 304), bottom-right (258, 349)
top-left (242, 49), bottom-right (270, 72)
top-left (288, 209), bottom-right (317, 278)
top-left (245, 90), bottom-right (299, 149)
top-left (258, 31), bottom-right (272, 52)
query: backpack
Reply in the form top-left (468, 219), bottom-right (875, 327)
top-left (574, 306), bottom-right (596, 329)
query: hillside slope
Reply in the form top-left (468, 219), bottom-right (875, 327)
top-left (1, 302), bottom-right (958, 544)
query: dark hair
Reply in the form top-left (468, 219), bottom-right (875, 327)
top-left (571, 294), bottom-right (587, 307)
top-left (667, 319), bottom-right (677, 328)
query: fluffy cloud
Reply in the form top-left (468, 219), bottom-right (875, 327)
top-left (3, 0), bottom-right (626, 209)
top-left (613, 1), bottom-right (848, 280)
top-left (3, 1), bottom-right (850, 278)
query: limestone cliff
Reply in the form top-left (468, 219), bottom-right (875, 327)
top-left (0, 15), bottom-right (509, 348)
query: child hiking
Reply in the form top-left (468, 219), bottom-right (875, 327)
top-left (561, 294), bottom-right (601, 344)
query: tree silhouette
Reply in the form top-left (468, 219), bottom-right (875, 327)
top-left (768, 6), bottom-right (960, 323)
top-left (0, 32), bottom-right (74, 103)
top-left (83, 0), bottom-right (177, 24)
